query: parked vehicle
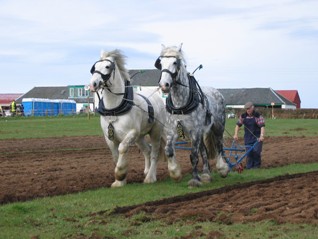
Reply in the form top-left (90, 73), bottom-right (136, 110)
top-left (227, 112), bottom-right (235, 118)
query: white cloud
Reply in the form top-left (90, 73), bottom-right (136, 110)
top-left (0, 0), bottom-right (317, 108)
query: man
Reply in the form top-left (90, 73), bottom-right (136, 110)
top-left (233, 102), bottom-right (265, 169)
top-left (10, 100), bottom-right (17, 116)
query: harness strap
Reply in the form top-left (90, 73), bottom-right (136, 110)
top-left (166, 74), bottom-right (202, 115)
top-left (166, 74), bottom-right (211, 125)
top-left (137, 94), bottom-right (155, 123)
top-left (97, 81), bottom-right (154, 123)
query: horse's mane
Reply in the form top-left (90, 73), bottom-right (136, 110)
top-left (160, 45), bottom-right (187, 66)
top-left (100, 50), bottom-right (130, 81)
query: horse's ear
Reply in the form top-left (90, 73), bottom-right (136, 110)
top-left (178, 43), bottom-right (183, 52)
top-left (90, 63), bottom-right (96, 74)
top-left (161, 44), bottom-right (166, 50)
top-left (154, 57), bottom-right (162, 70)
top-left (176, 58), bottom-right (181, 70)
top-left (100, 50), bottom-right (105, 58)
top-left (109, 60), bottom-right (115, 71)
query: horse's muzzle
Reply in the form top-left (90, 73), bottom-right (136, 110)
top-left (159, 83), bottom-right (171, 94)
top-left (89, 84), bottom-right (97, 92)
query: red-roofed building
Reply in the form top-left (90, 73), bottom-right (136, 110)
top-left (0, 94), bottom-right (24, 116)
top-left (0, 94), bottom-right (23, 106)
top-left (276, 90), bottom-right (301, 109)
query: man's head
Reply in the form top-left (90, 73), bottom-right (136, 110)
top-left (244, 102), bottom-right (254, 115)
top-left (244, 102), bottom-right (253, 109)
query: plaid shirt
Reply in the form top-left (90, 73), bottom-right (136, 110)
top-left (237, 111), bottom-right (265, 128)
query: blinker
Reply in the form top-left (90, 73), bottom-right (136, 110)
top-left (90, 59), bottom-right (115, 75)
top-left (154, 57), bottom-right (162, 70)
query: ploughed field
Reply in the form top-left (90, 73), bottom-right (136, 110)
top-left (1, 136), bottom-right (318, 224)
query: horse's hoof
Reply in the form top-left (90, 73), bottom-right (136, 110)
top-left (201, 173), bottom-right (212, 183)
top-left (188, 178), bottom-right (202, 188)
top-left (144, 169), bottom-right (149, 176)
top-left (218, 168), bottom-right (229, 178)
top-left (111, 180), bottom-right (126, 188)
top-left (170, 172), bottom-right (182, 182)
top-left (168, 164), bottom-right (182, 182)
top-left (144, 177), bottom-right (157, 184)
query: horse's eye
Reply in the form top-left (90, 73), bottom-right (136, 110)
top-left (105, 65), bottom-right (110, 69)
top-left (173, 61), bottom-right (177, 65)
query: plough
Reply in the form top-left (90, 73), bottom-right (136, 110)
top-left (175, 140), bottom-right (260, 173)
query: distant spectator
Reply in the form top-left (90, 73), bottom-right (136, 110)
top-left (10, 100), bottom-right (17, 116)
top-left (20, 104), bottom-right (24, 116)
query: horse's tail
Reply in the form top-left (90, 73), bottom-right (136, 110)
top-left (203, 130), bottom-right (218, 160)
top-left (158, 136), bottom-right (168, 162)
top-left (158, 133), bottom-right (168, 162)
top-left (204, 122), bottom-right (225, 160)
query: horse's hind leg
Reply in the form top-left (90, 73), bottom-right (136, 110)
top-left (165, 133), bottom-right (182, 181)
top-left (135, 137), bottom-right (152, 181)
top-left (216, 143), bottom-right (229, 178)
top-left (200, 142), bottom-right (212, 183)
top-left (188, 135), bottom-right (202, 187)
top-left (213, 128), bottom-right (229, 178)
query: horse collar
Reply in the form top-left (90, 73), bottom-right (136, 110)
top-left (166, 74), bottom-right (204, 115)
top-left (97, 81), bottom-right (155, 124)
top-left (97, 80), bottom-right (134, 116)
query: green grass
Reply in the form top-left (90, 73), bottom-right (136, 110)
top-left (0, 115), bottom-right (102, 139)
top-left (1, 163), bottom-right (318, 238)
top-left (0, 116), bottom-right (318, 238)
top-left (225, 118), bottom-right (318, 137)
top-left (1, 116), bottom-right (317, 140)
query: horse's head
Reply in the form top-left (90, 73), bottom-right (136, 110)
top-left (89, 57), bottom-right (115, 92)
top-left (89, 50), bottom-right (130, 92)
top-left (155, 44), bottom-right (185, 93)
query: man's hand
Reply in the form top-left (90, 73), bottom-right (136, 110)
top-left (258, 134), bottom-right (264, 142)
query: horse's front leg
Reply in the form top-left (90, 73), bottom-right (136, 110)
top-left (105, 137), bottom-right (119, 164)
top-left (111, 130), bottom-right (137, 188)
top-left (165, 131), bottom-right (182, 182)
top-left (188, 134), bottom-right (202, 187)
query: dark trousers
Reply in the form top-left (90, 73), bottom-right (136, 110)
top-left (246, 141), bottom-right (263, 169)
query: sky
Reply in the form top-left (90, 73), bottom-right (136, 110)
top-left (0, 0), bottom-right (317, 108)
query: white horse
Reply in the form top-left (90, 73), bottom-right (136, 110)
top-left (89, 50), bottom-right (177, 187)
top-left (155, 44), bottom-right (229, 187)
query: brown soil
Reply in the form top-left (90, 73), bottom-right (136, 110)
top-left (1, 136), bottom-right (318, 225)
top-left (114, 171), bottom-right (318, 225)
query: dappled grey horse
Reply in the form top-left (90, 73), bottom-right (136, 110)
top-left (156, 44), bottom-right (229, 187)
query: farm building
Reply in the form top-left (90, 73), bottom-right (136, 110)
top-left (276, 90), bottom-right (301, 108)
top-left (9, 69), bottom-right (300, 117)
top-left (130, 69), bottom-right (297, 109)
top-left (218, 88), bottom-right (296, 109)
